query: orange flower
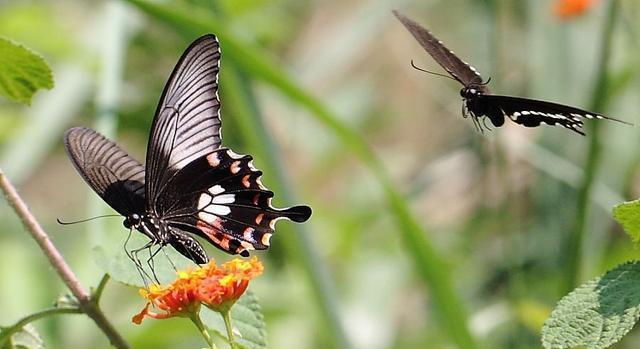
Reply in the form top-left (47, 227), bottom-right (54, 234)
top-left (132, 257), bottom-right (263, 323)
top-left (554, 0), bottom-right (598, 19)
top-left (132, 274), bottom-right (201, 324)
top-left (198, 257), bottom-right (264, 312)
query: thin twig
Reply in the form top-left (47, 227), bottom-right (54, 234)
top-left (0, 169), bottom-right (130, 349)
top-left (0, 307), bottom-right (82, 346)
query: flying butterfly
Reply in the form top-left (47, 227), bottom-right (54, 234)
top-left (64, 34), bottom-right (311, 267)
top-left (393, 11), bottom-right (629, 135)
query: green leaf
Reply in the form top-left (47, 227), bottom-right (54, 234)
top-left (542, 261), bottom-right (640, 349)
top-left (0, 37), bottom-right (53, 104)
top-left (613, 200), bottom-right (640, 245)
top-left (2, 324), bottom-right (45, 349)
top-left (201, 290), bottom-right (267, 349)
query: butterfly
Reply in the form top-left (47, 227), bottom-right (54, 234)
top-left (393, 11), bottom-right (629, 135)
top-left (64, 34), bottom-right (312, 267)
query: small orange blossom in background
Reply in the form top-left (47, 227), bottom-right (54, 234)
top-left (554, 0), bottom-right (599, 19)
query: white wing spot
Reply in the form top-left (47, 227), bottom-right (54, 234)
top-left (261, 233), bottom-right (272, 246)
top-left (211, 194), bottom-right (235, 205)
top-left (198, 194), bottom-right (212, 210)
top-left (209, 185), bottom-right (225, 195)
top-left (199, 211), bottom-right (217, 223)
top-left (204, 203), bottom-right (231, 216)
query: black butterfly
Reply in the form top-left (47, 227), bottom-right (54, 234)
top-left (64, 34), bottom-right (311, 267)
top-left (393, 11), bottom-right (629, 135)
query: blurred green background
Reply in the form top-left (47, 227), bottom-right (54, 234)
top-left (1, 0), bottom-right (640, 348)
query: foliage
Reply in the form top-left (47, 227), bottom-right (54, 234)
top-left (542, 262), bottom-right (640, 349)
top-left (0, 37), bottom-right (52, 104)
top-left (1, 0), bottom-right (640, 348)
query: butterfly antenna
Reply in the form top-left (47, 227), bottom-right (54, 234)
top-left (57, 214), bottom-right (121, 225)
top-left (410, 60), bottom-right (457, 81)
top-left (479, 77), bottom-right (492, 86)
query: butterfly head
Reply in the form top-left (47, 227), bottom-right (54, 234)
top-left (460, 86), bottom-right (486, 100)
top-left (123, 213), bottom-right (142, 229)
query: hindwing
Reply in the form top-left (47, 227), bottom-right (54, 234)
top-left (159, 148), bottom-right (311, 256)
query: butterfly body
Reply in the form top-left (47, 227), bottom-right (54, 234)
top-left (460, 86), bottom-right (506, 128)
top-left (64, 34), bottom-right (311, 266)
top-left (394, 10), bottom-right (629, 135)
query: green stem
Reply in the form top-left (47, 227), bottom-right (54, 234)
top-left (0, 307), bottom-right (82, 346)
top-left (93, 274), bottom-right (110, 302)
top-left (221, 310), bottom-right (238, 349)
top-left (190, 312), bottom-right (218, 349)
top-left (562, 0), bottom-right (619, 294)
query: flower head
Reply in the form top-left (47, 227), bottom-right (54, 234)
top-left (133, 257), bottom-right (263, 323)
top-left (132, 274), bottom-right (201, 324)
top-left (198, 257), bottom-right (264, 312)
top-left (554, 0), bottom-right (598, 19)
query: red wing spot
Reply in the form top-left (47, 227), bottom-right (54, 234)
top-left (230, 161), bottom-right (241, 174)
top-left (255, 213), bottom-right (264, 225)
top-left (252, 193), bottom-right (260, 205)
top-left (206, 153), bottom-right (221, 167)
top-left (197, 220), bottom-right (230, 250)
top-left (242, 174), bottom-right (251, 188)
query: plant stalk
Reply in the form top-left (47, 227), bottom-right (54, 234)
top-left (562, 0), bottom-right (619, 294)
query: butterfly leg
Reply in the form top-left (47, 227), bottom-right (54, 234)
top-left (471, 114), bottom-right (484, 134)
top-left (123, 228), bottom-right (152, 286)
top-left (145, 245), bottom-right (164, 283)
top-left (481, 117), bottom-right (493, 132)
top-left (130, 240), bottom-right (160, 284)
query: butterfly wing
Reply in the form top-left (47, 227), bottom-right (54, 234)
top-left (64, 127), bottom-right (146, 216)
top-left (393, 10), bottom-right (487, 90)
top-left (145, 34), bottom-right (222, 210)
top-left (482, 95), bottom-right (630, 135)
top-left (158, 148), bottom-right (312, 256)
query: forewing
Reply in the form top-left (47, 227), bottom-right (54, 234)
top-left (146, 34), bottom-right (222, 210)
top-left (158, 148), bottom-right (312, 257)
top-left (393, 11), bottom-right (486, 88)
top-left (64, 127), bottom-right (145, 216)
top-left (485, 95), bottom-right (627, 136)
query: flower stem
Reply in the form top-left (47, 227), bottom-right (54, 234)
top-left (190, 312), bottom-right (218, 349)
top-left (221, 310), bottom-right (238, 349)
